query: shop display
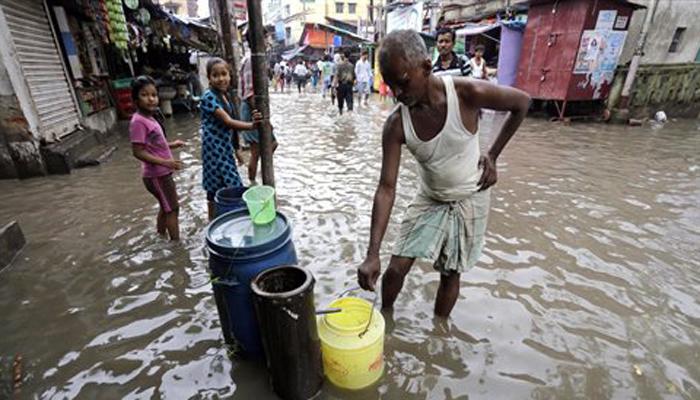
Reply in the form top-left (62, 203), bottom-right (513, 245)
top-left (107, 0), bottom-right (129, 50)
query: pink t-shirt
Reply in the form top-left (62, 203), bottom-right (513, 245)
top-left (129, 112), bottom-right (173, 177)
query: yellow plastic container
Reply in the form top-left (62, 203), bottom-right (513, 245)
top-left (317, 297), bottom-right (385, 390)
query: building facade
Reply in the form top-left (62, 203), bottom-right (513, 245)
top-left (263, 0), bottom-right (376, 46)
top-left (608, 0), bottom-right (700, 118)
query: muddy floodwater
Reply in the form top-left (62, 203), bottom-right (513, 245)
top-left (1, 93), bottom-right (699, 399)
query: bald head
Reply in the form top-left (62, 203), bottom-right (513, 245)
top-left (379, 30), bottom-right (430, 77)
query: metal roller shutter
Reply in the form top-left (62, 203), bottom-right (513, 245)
top-left (0, 0), bottom-right (80, 139)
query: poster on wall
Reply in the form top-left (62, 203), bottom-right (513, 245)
top-left (574, 30), bottom-right (627, 74)
top-left (574, 29), bottom-right (628, 98)
top-left (386, 3), bottom-right (424, 33)
top-left (595, 10), bottom-right (617, 30)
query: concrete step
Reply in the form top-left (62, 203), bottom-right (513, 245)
top-left (40, 123), bottom-right (122, 174)
top-left (0, 221), bottom-right (25, 271)
top-left (74, 144), bottom-right (118, 168)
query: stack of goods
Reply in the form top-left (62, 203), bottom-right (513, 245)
top-left (106, 0), bottom-right (128, 50)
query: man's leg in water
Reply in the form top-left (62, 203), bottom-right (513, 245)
top-left (435, 272), bottom-right (460, 317)
top-left (381, 255), bottom-right (415, 309)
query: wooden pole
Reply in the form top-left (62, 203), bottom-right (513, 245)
top-left (246, 0), bottom-right (275, 187)
top-left (214, 0), bottom-right (240, 113)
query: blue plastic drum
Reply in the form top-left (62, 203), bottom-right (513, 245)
top-left (206, 209), bottom-right (298, 358)
top-left (214, 186), bottom-right (248, 217)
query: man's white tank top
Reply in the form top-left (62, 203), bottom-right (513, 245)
top-left (399, 75), bottom-right (481, 202)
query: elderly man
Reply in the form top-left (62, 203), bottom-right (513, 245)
top-left (432, 27), bottom-right (472, 77)
top-left (356, 30), bottom-right (530, 317)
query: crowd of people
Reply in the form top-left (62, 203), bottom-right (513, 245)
top-left (270, 49), bottom-right (378, 115)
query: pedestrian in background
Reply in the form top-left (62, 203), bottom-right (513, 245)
top-left (469, 45), bottom-right (488, 80)
top-left (331, 53), bottom-right (341, 105)
top-left (294, 61), bottom-right (309, 94)
top-left (311, 60), bottom-right (320, 92)
top-left (129, 76), bottom-right (185, 240)
top-left (284, 62), bottom-right (293, 88)
top-left (355, 49), bottom-right (373, 106)
top-left (334, 51), bottom-right (355, 115)
top-left (320, 55), bottom-right (334, 99)
top-left (273, 61), bottom-right (281, 92)
top-left (200, 58), bottom-right (262, 220)
top-left (432, 27), bottom-right (472, 77)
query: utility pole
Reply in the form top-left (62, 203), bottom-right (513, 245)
top-left (214, 0), bottom-right (240, 113)
top-left (246, 0), bottom-right (275, 187)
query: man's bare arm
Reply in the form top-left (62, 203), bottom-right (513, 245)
top-left (467, 80), bottom-right (531, 160)
top-left (357, 112), bottom-right (403, 291)
top-left (458, 80), bottom-right (530, 191)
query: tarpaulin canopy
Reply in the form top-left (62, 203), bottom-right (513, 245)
top-left (281, 45), bottom-right (309, 60)
top-left (455, 23), bottom-right (499, 37)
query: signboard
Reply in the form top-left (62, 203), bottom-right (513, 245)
top-left (231, 0), bottom-right (247, 21)
top-left (614, 15), bottom-right (629, 30)
top-left (386, 3), bottom-right (423, 33)
top-left (595, 10), bottom-right (617, 30)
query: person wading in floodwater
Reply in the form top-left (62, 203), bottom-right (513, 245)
top-left (356, 30), bottom-right (531, 317)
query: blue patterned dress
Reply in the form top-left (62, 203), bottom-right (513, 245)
top-left (200, 89), bottom-right (243, 196)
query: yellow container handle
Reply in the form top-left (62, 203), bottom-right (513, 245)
top-left (334, 286), bottom-right (379, 338)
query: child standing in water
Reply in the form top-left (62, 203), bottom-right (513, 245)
top-left (129, 76), bottom-right (185, 240)
top-left (200, 57), bottom-right (263, 220)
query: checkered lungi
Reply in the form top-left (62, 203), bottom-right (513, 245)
top-left (393, 189), bottom-right (491, 274)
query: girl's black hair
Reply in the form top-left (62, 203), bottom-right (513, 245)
top-left (206, 57), bottom-right (228, 77)
top-left (131, 75), bottom-right (157, 101)
top-left (130, 75), bottom-right (167, 137)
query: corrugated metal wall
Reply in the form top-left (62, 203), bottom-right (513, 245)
top-left (0, 0), bottom-right (80, 139)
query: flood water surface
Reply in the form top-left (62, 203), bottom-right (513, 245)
top-left (1, 94), bottom-right (699, 399)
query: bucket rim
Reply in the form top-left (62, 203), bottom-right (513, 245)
top-left (215, 186), bottom-right (249, 202)
top-left (243, 185), bottom-right (275, 203)
top-left (251, 265), bottom-right (312, 299)
top-left (323, 297), bottom-right (374, 333)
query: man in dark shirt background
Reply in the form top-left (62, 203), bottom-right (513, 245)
top-left (334, 51), bottom-right (356, 115)
top-left (432, 28), bottom-right (472, 77)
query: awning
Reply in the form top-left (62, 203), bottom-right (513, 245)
top-left (281, 45), bottom-right (309, 60)
top-left (299, 22), bottom-right (373, 47)
top-left (455, 23), bottom-right (499, 37)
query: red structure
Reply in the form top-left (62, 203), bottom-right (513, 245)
top-left (516, 0), bottom-right (644, 118)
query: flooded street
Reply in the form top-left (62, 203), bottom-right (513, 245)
top-left (1, 92), bottom-right (699, 399)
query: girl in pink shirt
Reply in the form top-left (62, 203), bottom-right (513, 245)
top-left (129, 76), bottom-right (185, 240)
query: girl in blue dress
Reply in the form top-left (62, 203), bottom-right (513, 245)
top-left (200, 57), bottom-right (262, 220)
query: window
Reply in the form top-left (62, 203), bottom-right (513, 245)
top-left (668, 27), bottom-right (686, 53)
top-left (335, 2), bottom-right (344, 13)
top-left (285, 27), bottom-right (291, 39)
top-left (348, 3), bottom-right (356, 14)
top-left (284, 5), bottom-right (291, 16)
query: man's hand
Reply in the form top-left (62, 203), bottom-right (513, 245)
top-left (357, 255), bottom-right (381, 292)
top-left (477, 154), bottom-right (497, 191)
top-left (163, 159), bottom-right (183, 170)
